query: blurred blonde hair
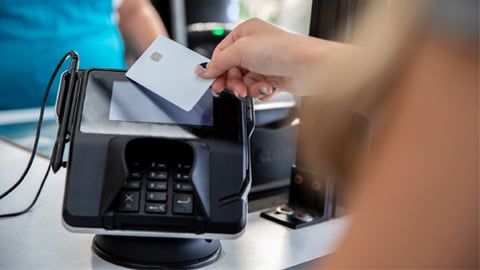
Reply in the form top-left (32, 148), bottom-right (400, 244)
top-left (298, 0), bottom-right (478, 268)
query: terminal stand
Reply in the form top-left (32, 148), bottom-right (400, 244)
top-left (92, 235), bottom-right (221, 269)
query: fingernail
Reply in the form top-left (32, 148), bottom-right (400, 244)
top-left (232, 90), bottom-right (240, 99)
top-left (258, 87), bottom-right (271, 96)
top-left (211, 88), bottom-right (220, 97)
top-left (194, 65), bottom-right (205, 75)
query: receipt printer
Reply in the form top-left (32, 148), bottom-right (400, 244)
top-left (52, 68), bottom-right (254, 238)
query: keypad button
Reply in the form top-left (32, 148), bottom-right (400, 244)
top-left (147, 181), bottom-right (167, 191)
top-left (127, 161), bottom-right (141, 170)
top-left (176, 162), bottom-right (192, 171)
top-left (128, 171), bottom-right (142, 180)
top-left (146, 192), bottom-right (167, 202)
top-left (150, 162), bottom-right (168, 170)
top-left (148, 171), bottom-right (168, 180)
top-left (123, 180), bottom-right (141, 190)
top-left (174, 172), bottom-right (190, 181)
top-left (173, 193), bottom-right (193, 214)
top-left (145, 203), bottom-right (167, 214)
top-left (118, 191), bottom-right (140, 212)
top-left (173, 182), bottom-right (194, 192)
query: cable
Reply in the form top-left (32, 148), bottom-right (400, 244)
top-left (0, 164), bottom-right (51, 218)
top-left (0, 51), bottom-right (78, 218)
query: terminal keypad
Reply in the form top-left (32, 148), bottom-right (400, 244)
top-left (117, 160), bottom-right (195, 216)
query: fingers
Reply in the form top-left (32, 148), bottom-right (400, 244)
top-left (210, 74), bottom-right (226, 93)
top-left (225, 71), bottom-right (282, 99)
top-left (225, 67), bottom-right (248, 97)
top-left (242, 73), bottom-right (283, 100)
top-left (194, 18), bottom-right (287, 100)
top-left (208, 67), bottom-right (248, 97)
top-left (208, 69), bottom-right (282, 100)
top-left (196, 19), bottom-right (255, 79)
top-left (248, 81), bottom-right (276, 99)
top-left (243, 73), bottom-right (270, 97)
top-left (198, 42), bottom-right (245, 79)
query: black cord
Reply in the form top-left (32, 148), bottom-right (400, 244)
top-left (0, 51), bottom-right (78, 218)
top-left (0, 164), bottom-right (51, 218)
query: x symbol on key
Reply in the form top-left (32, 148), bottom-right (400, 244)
top-left (125, 194), bottom-right (134, 202)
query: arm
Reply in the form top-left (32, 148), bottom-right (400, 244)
top-left (117, 0), bottom-right (168, 65)
top-left (196, 18), bottom-right (351, 100)
top-left (197, 0), bottom-right (419, 103)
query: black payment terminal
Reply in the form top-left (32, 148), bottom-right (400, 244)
top-left (53, 68), bottom-right (254, 240)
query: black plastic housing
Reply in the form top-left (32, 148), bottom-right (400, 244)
top-left (55, 69), bottom-right (254, 237)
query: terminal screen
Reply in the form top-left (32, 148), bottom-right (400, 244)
top-left (109, 81), bottom-right (213, 127)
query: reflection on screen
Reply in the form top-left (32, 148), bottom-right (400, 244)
top-left (109, 81), bottom-right (213, 126)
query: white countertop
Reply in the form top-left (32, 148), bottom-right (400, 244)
top-left (0, 138), bottom-right (349, 270)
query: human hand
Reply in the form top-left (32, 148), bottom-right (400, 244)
top-left (196, 18), bottom-right (328, 100)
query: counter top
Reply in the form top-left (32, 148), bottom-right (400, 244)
top-left (0, 138), bottom-right (349, 269)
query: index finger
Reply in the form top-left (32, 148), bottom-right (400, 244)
top-left (198, 40), bottom-right (245, 79)
top-left (197, 22), bottom-right (249, 79)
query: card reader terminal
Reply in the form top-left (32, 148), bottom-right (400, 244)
top-left (53, 68), bottom-right (254, 238)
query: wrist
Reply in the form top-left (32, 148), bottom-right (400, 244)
top-left (293, 37), bottom-right (355, 96)
top-left (290, 36), bottom-right (331, 95)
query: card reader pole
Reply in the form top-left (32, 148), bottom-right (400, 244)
top-left (51, 51), bottom-right (79, 172)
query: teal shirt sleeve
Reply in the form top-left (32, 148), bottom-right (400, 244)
top-left (0, 0), bottom-right (127, 109)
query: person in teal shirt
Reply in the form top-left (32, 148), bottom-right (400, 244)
top-left (0, 0), bottom-right (167, 109)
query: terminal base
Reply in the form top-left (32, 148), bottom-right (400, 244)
top-left (92, 235), bottom-right (221, 269)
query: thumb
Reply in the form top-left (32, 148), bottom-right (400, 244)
top-left (195, 62), bottom-right (221, 79)
top-left (195, 59), bottom-right (228, 79)
top-left (196, 45), bottom-right (243, 79)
